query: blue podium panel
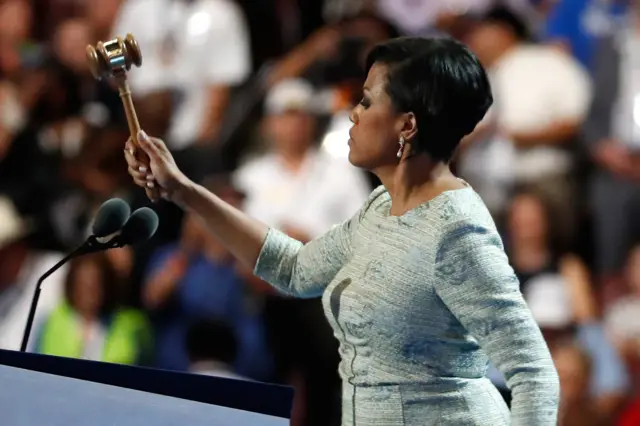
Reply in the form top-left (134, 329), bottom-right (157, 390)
top-left (0, 365), bottom-right (287, 426)
top-left (0, 350), bottom-right (293, 426)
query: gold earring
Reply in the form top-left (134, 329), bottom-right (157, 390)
top-left (396, 136), bottom-right (405, 159)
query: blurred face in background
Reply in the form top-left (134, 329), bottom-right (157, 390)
top-left (507, 193), bottom-right (549, 246)
top-left (467, 22), bottom-right (514, 68)
top-left (53, 19), bottom-right (93, 74)
top-left (84, 0), bottom-right (122, 36)
top-left (0, 0), bottom-right (31, 44)
top-left (70, 258), bottom-right (104, 319)
top-left (0, 0), bottom-right (31, 75)
top-left (265, 110), bottom-right (316, 157)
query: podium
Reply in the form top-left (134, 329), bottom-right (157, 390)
top-left (0, 349), bottom-right (293, 426)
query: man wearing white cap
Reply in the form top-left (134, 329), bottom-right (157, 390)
top-left (234, 78), bottom-right (370, 242)
top-left (233, 78), bottom-right (370, 426)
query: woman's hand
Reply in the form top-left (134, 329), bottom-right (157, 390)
top-left (124, 130), bottom-right (190, 202)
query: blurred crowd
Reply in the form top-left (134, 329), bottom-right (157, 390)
top-left (2, 0), bottom-right (640, 425)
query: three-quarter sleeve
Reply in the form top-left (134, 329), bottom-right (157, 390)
top-left (253, 211), bottom-right (358, 298)
top-left (433, 221), bottom-right (560, 425)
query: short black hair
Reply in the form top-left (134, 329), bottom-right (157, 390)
top-left (365, 37), bottom-right (493, 162)
top-left (484, 6), bottom-right (530, 41)
top-left (185, 319), bottom-right (238, 365)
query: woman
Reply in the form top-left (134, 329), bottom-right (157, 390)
top-left (35, 254), bottom-right (152, 365)
top-left (125, 37), bottom-right (559, 425)
top-left (505, 188), bottom-right (597, 337)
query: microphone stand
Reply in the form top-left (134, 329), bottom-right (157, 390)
top-left (19, 236), bottom-right (124, 352)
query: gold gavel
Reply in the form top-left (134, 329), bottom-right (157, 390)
top-left (86, 33), bottom-right (158, 199)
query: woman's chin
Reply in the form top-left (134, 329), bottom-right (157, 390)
top-left (347, 146), bottom-right (358, 165)
top-left (348, 140), bottom-right (369, 168)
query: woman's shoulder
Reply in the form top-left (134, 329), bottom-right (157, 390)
top-left (368, 185), bottom-right (389, 204)
top-left (358, 185), bottom-right (389, 217)
top-left (433, 189), bottom-right (502, 247)
top-left (433, 188), bottom-right (495, 225)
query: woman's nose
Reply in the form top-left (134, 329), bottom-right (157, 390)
top-left (349, 106), bottom-right (359, 125)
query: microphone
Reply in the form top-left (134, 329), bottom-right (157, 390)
top-left (78, 206), bottom-right (159, 255)
top-left (112, 207), bottom-right (159, 247)
top-left (19, 201), bottom-right (158, 352)
top-left (92, 198), bottom-right (132, 237)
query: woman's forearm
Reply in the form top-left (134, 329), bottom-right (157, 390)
top-left (175, 180), bottom-right (269, 270)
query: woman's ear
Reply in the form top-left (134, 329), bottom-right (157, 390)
top-left (399, 112), bottom-right (418, 142)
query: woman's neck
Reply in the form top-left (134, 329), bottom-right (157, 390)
top-left (375, 156), bottom-right (461, 215)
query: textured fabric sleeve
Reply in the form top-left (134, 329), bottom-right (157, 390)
top-left (253, 186), bottom-right (385, 298)
top-left (433, 222), bottom-right (560, 426)
top-left (253, 218), bottom-right (356, 298)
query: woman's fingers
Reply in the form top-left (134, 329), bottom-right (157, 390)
top-left (137, 131), bottom-right (163, 161)
top-left (146, 187), bottom-right (160, 203)
top-left (125, 144), bottom-right (154, 179)
top-left (127, 165), bottom-right (157, 189)
top-left (125, 133), bottom-right (164, 203)
top-left (127, 165), bottom-right (147, 181)
top-left (124, 145), bottom-right (139, 168)
top-left (124, 139), bottom-right (152, 170)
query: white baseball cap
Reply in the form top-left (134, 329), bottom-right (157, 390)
top-left (265, 79), bottom-right (315, 115)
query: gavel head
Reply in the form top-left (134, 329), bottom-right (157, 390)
top-left (86, 33), bottom-right (142, 80)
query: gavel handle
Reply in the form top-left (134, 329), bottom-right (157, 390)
top-left (116, 77), bottom-right (160, 200)
top-left (118, 80), bottom-right (142, 144)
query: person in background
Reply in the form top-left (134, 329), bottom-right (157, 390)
top-left (233, 78), bottom-right (370, 426)
top-left (0, 231), bottom-right (67, 351)
top-left (489, 188), bottom-right (629, 420)
top-left (541, 0), bottom-right (627, 69)
top-left (0, 0), bottom-right (55, 238)
top-left (186, 318), bottom-right (247, 380)
top-left (583, 0), bottom-right (640, 303)
top-left (112, 0), bottom-right (252, 176)
top-left (112, 0), bottom-right (254, 294)
top-left (618, 394), bottom-right (640, 426)
top-left (33, 18), bottom-right (130, 249)
top-left (374, 0), bottom-right (534, 38)
top-left (0, 0), bottom-right (41, 158)
top-left (142, 176), bottom-right (272, 380)
top-left (605, 244), bottom-right (640, 390)
top-left (234, 78), bottom-right (370, 241)
top-left (83, 0), bottom-right (123, 41)
top-left (462, 6), bottom-right (592, 236)
top-left (35, 254), bottom-right (152, 365)
top-left (553, 341), bottom-right (607, 426)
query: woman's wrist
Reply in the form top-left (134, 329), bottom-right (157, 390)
top-left (170, 174), bottom-right (197, 208)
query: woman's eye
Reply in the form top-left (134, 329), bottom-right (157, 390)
top-left (359, 98), bottom-right (370, 108)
